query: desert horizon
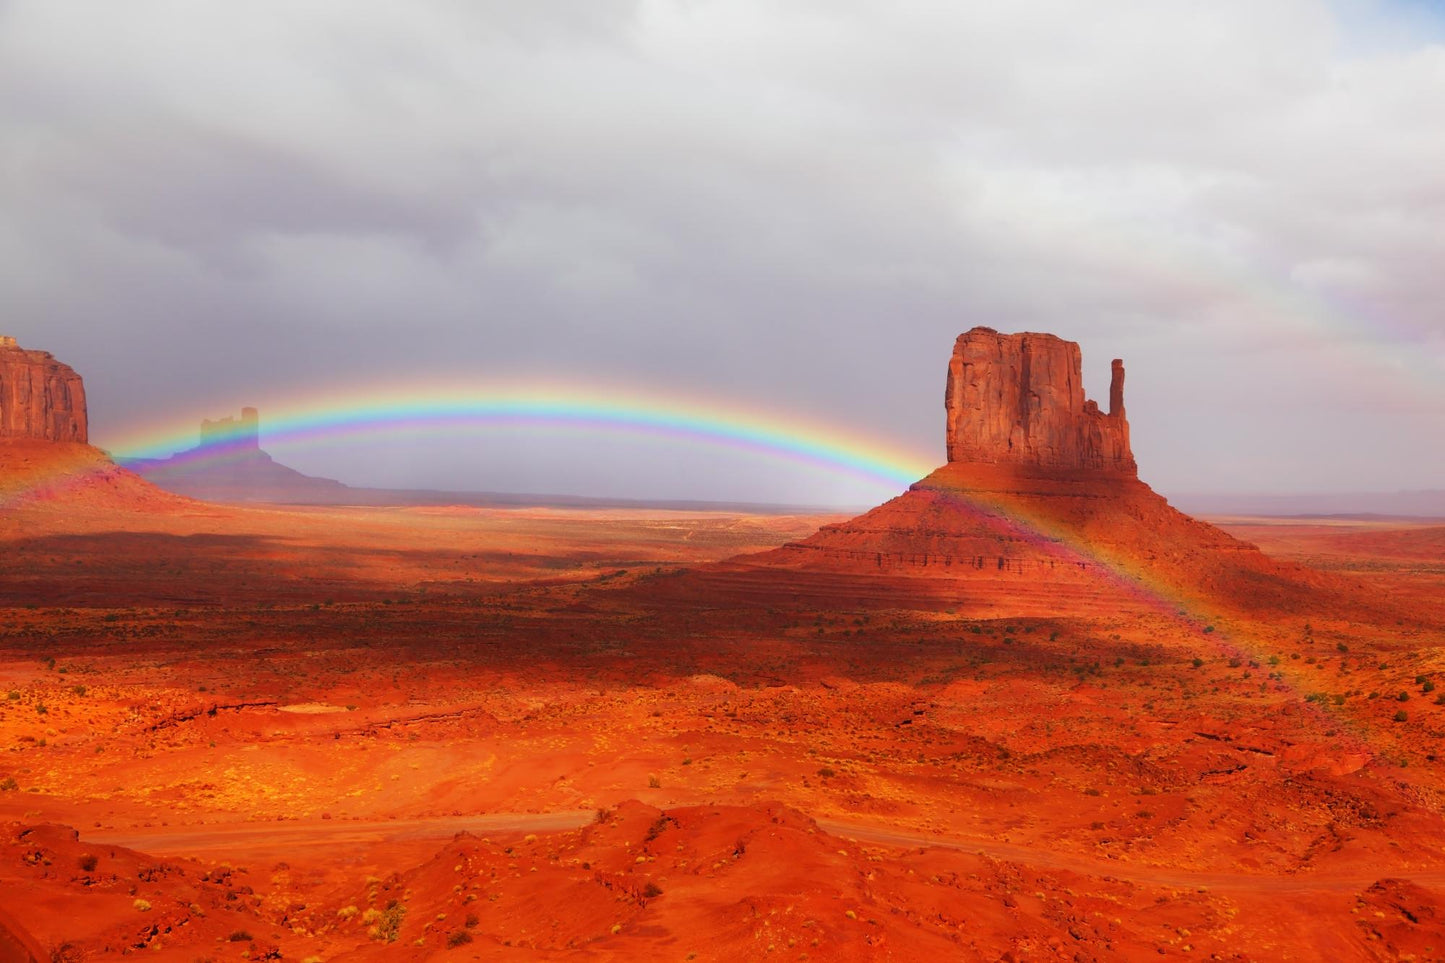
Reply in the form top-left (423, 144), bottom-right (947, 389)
top-left (4, 4), bottom-right (1445, 960)
top-left (4, 325), bottom-right (1445, 961)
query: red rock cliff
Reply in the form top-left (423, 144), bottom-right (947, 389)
top-left (944, 327), bottom-right (1133, 475)
top-left (0, 336), bottom-right (89, 443)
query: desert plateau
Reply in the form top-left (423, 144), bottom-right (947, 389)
top-left (3, 328), bottom-right (1445, 962)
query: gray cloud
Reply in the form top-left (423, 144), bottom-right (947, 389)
top-left (2, 0), bottom-right (1442, 503)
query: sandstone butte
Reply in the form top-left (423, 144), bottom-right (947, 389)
top-left (654, 325), bottom-right (1340, 619)
top-left (0, 335), bottom-right (88, 443)
top-left (0, 336), bottom-right (193, 513)
top-left (944, 326), bottom-right (1134, 474)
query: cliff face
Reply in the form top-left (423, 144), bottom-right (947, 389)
top-left (944, 327), bottom-right (1133, 475)
top-left (0, 338), bottom-right (88, 443)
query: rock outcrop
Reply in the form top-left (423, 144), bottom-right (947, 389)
top-left (0, 336), bottom-right (88, 443)
top-left (645, 327), bottom-right (1338, 620)
top-left (944, 327), bottom-right (1133, 475)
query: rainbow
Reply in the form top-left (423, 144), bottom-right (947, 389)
top-left (101, 381), bottom-right (940, 495)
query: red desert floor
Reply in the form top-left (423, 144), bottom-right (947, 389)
top-left (3, 447), bottom-right (1445, 960)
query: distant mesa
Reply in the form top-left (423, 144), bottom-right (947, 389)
top-left (0, 334), bottom-right (88, 443)
top-left (123, 407), bottom-right (352, 504)
top-left (200, 406), bottom-right (261, 450)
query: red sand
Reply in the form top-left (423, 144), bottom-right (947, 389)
top-left (2, 443), bottom-right (1444, 960)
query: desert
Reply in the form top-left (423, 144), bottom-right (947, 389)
top-left (3, 328), bottom-right (1445, 962)
top-left (6, 6), bottom-right (1445, 958)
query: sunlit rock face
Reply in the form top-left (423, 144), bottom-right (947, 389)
top-left (944, 327), bottom-right (1133, 476)
top-left (0, 336), bottom-right (88, 443)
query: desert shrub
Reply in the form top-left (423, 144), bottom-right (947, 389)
top-left (78, 854), bottom-right (97, 872)
top-left (1394, 710), bottom-right (1408, 722)
top-left (0, 777), bottom-right (17, 792)
top-left (447, 930), bottom-right (473, 948)
top-left (641, 881), bottom-right (663, 900)
top-left (644, 816), bottom-right (670, 842)
top-left (647, 775), bottom-right (661, 789)
top-left (465, 913), bottom-right (479, 928)
top-left (817, 767), bottom-right (835, 778)
top-left (337, 905), bottom-right (358, 919)
top-left (227, 931), bottom-right (252, 942)
top-left (133, 899), bottom-right (151, 912)
top-left (1425, 681), bottom-right (1436, 693)
top-left (1191, 658), bottom-right (1204, 669)
top-left (4, 691), bottom-right (17, 701)
top-left (1398, 692), bottom-right (1410, 702)
top-left (71, 685), bottom-right (86, 697)
top-left (368, 903), bottom-right (406, 943)
top-left (35, 703), bottom-right (47, 715)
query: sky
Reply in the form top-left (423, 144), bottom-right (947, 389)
top-left (2, 0), bottom-right (1443, 505)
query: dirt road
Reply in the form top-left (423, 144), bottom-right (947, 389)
top-left (83, 809), bottom-right (1445, 896)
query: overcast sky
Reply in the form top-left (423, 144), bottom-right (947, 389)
top-left (3, 1), bottom-right (1443, 505)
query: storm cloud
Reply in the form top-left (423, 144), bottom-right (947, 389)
top-left (2, 1), bottom-right (1442, 503)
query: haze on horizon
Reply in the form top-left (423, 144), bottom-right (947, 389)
top-left (2, 1), bottom-right (1443, 506)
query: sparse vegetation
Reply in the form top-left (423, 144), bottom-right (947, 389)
top-left (367, 903), bottom-right (406, 942)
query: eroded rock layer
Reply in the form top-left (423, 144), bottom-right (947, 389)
top-left (0, 337), bottom-right (88, 443)
top-left (945, 327), bottom-right (1133, 474)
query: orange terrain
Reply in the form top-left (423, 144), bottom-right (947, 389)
top-left (3, 439), bottom-right (1445, 961)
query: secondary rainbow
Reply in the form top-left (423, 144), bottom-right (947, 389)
top-left (104, 382), bottom-right (940, 492)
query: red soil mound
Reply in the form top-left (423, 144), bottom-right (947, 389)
top-left (0, 440), bottom-right (196, 514)
top-left (667, 462), bottom-right (1344, 621)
